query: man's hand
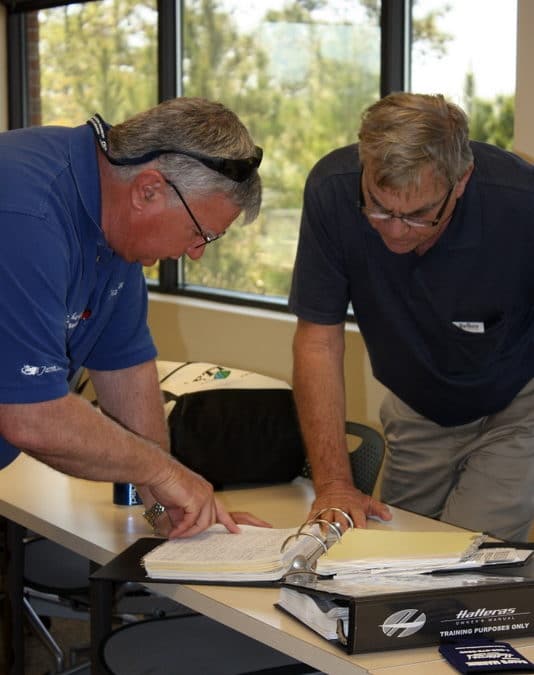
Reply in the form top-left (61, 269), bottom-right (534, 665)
top-left (309, 479), bottom-right (392, 530)
top-left (146, 460), bottom-right (230, 537)
top-left (152, 508), bottom-right (272, 538)
top-left (143, 458), bottom-right (273, 538)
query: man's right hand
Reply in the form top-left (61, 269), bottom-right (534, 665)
top-left (309, 479), bottom-right (392, 530)
top-left (144, 457), bottom-right (273, 538)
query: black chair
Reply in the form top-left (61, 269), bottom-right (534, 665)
top-left (302, 421), bottom-right (385, 495)
top-left (99, 614), bottom-right (322, 675)
top-left (23, 536), bottom-right (92, 673)
top-left (23, 536), bottom-right (189, 674)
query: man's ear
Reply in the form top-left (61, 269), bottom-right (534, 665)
top-left (455, 162), bottom-right (474, 199)
top-left (130, 170), bottom-right (166, 212)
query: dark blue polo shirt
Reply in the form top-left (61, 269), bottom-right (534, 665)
top-left (0, 123), bottom-right (157, 468)
top-left (289, 142), bottom-right (534, 426)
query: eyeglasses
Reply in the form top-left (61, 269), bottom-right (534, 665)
top-left (87, 114), bottom-right (263, 183)
top-left (165, 179), bottom-right (225, 248)
top-left (358, 170), bottom-right (455, 229)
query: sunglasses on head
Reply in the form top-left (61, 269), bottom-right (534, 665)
top-left (87, 113), bottom-right (262, 183)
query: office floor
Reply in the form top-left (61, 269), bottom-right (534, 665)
top-left (0, 612), bottom-right (90, 675)
top-left (0, 528), bottom-right (89, 675)
top-left (0, 563), bottom-right (90, 675)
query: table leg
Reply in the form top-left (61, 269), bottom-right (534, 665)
top-left (3, 519), bottom-right (25, 675)
top-left (90, 578), bottom-right (114, 675)
top-left (0, 518), bottom-right (7, 672)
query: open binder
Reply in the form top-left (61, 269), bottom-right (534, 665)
top-left (91, 508), bottom-right (352, 588)
top-left (92, 507), bottom-right (530, 587)
top-left (137, 508), bottom-right (354, 585)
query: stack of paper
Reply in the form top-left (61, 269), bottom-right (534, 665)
top-left (314, 529), bottom-right (485, 576)
top-left (142, 524), bottom-right (323, 582)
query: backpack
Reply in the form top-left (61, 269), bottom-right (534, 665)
top-left (157, 361), bottom-right (306, 489)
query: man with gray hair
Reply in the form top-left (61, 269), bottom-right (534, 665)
top-left (290, 92), bottom-right (534, 540)
top-left (0, 97), bottom-right (266, 537)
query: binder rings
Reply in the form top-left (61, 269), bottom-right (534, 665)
top-left (277, 558), bottom-right (534, 654)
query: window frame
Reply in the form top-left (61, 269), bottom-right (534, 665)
top-left (5, 0), bottom-right (409, 314)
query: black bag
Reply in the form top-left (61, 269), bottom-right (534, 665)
top-left (166, 388), bottom-right (305, 489)
top-left (158, 362), bottom-right (305, 489)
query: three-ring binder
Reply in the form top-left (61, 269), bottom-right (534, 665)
top-left (98, 508), bottom-right (357, 587)
top-left (280, 507), bottom-right (354, 579)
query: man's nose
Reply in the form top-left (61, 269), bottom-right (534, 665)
top-left (186, 243), bottom-right (206, 260)
top-left (385, 216), bottom-right (410, 237)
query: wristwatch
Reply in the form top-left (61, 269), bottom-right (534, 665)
top-left (142, 501), bottom-right (166, 529)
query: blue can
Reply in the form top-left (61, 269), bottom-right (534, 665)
top-left (113, 482), bottom-right (142, 506)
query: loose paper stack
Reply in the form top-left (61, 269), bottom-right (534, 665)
top-left (315, 529), bottom-right (486, 576)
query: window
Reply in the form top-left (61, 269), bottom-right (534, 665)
top-left (180, 1), bottom-right (380, 301)
top-left (25, 0), bottom-right (158, 127)
top-left (411, 0), bottom-right (516, 149)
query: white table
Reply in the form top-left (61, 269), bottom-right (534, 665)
top-left (1, 454), bottom-right (534, 675)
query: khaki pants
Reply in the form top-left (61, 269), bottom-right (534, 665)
top-left (379, 379), bottom-right (534, 541)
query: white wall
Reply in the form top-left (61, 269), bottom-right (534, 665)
top-left (148, 294), bottom-right (386, 428)
top-left (514, 0), bottom-right (534, 160)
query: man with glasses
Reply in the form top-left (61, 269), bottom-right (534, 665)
top-left (290, 92), bottom-right (534, 540)
top-left (0, 97), bottom-right (266, 537)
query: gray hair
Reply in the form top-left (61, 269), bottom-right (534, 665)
top-left (358, 92), bottom-right (474, 189)
top-left (107, 97), bottom-right (261, 223)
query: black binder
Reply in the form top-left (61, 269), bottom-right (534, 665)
top-left (278, 557), bottom-right (534, 654)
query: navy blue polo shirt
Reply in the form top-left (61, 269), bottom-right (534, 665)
top-left (0, 123), bottom-right (156, 468)
top-left (289, 142), bottom-right (534, 426)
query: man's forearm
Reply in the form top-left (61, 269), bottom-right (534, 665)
top-left (292, 320), bottom-right (392, 527)
top-left (88, 361), bottom-right (173, 508)
top-left (0, 361), bottom-right (249, 538)
top-left (0, 392), bottom-right (172, 485)
top-left (292, 320), bottom-right (353, 487)
top-left (89, 361), bottom-right (170, 453)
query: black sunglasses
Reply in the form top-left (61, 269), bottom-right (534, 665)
top-left (87, 114), bottom-right (262, 183)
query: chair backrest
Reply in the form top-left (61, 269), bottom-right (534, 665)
top-left (345, 421), bottom-right (385, 496)
top-left (301, 421), bottom-right (385, 496)
top-left (24, 537), bottom-right (90, 596)
top-left (99, 614), bottom-right (318, 674)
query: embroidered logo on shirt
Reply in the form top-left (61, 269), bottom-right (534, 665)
top-left (66, 311), bottom-right (83, 330)
top-left (21, 364), bottom-right (63, 376)
top-left (66, 309), bottom-right (92, 331)
top-left (109, 282), bottom-right (124, 298)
